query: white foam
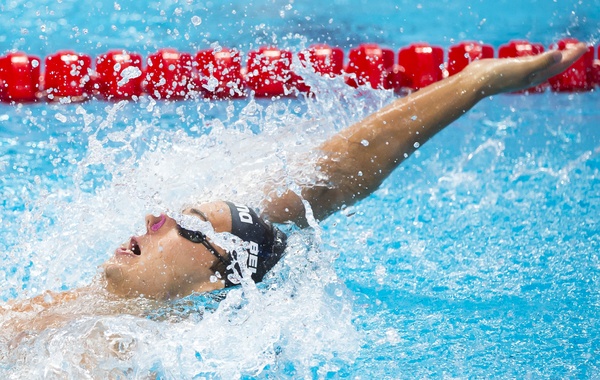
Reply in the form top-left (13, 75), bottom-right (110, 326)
top-left (2, 66), bottom-right (392, 377)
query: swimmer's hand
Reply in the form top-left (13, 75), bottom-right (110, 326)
top-left (467, 42), bottom-right (588, 95)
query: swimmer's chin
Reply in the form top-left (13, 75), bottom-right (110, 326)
top-left (100, 263), bottom-right (169, 300)
top-left (101, 262), bottom-right (134, 298)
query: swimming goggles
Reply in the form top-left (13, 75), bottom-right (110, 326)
top-left (175, 211), bottom-right (232, 269)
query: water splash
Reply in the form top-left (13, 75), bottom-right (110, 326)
top-left (0, 60), bottom-right (390, 377)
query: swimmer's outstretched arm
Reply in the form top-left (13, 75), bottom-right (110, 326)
top-left (262, 43), bottom-right (587, 225)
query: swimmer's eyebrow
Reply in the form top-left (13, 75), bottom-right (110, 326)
top-left (187, 208), bottom-right (210, 222)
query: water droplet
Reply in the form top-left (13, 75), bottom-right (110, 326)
top-left (361, 139), bottom-right (369, 146)
top-left (191, 16), bottom-right (202, 26)
top-left (54, 113), bottom-right (67, 123)
top-left (31, 59), bottom-right (39, 68)
top-left (413, 142), bottom-right (420, 148)
top-left (117, 66), bottom-right (142, 86)
top-left (411, 115), bottom-right (417, 121)
top-left (202, 76), bottom-right (219, 92)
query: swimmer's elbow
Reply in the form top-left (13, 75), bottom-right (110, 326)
top-left (262, 186), bottom-right (343, 227)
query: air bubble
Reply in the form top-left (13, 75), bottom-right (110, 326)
top-left (191, 16), bottom-right (202, 26)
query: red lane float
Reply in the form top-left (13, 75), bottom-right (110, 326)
top-left (44, 51), bottom-right (92, 102)
top-left (498, 40), bottom-right (545, 57)
top-left (499, 40), bottom-right (546, 93)
top-left (300, 45), bottom-right (344, 77)
top-left (297, 44), bottom-right (344, 92)
top-left (94, 50), bottom-right (143, 100)
top-left (398, 43), bottom-right (445, 90)
top-left (345, 43), bottom-right (395, 90)
top-left (0, 53), bottom-right (40, 102)
top-left (144, 49), bottom-right (194, 100)
top-left (448, 41), bottom-right (494, 76)
top-left (1, 40), bottom-right (598, 104)
top-left (548, 38), bottom-right (595, 92)
top-left (594, 46), bottom-right (600, 87)
top-left (195, 48), bottom-right (244, 99)
top-left (245, 47), bottom-right (299, 97)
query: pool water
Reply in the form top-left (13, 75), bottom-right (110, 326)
top-left (1, 0), bottom-right (599, 378)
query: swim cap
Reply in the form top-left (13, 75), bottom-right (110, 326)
top-left (223, 201), bottom-right (287, 287)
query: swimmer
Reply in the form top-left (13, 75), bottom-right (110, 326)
top-left (1, 43), bottom-right (588, 331)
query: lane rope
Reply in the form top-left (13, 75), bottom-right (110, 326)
top-left (0, 38), bottom-right (598, 103)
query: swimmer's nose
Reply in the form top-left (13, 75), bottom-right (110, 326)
top-left (146, 214), bottom-right (167, 233)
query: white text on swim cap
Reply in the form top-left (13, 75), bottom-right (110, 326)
top-left (234, 203), bottom-right (253, 224)
top-left (247, 241), bottom-right (259, 273)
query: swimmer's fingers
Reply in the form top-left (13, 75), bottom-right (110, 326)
top-left (470, 42), bottom-right (587, 95)
top-left (526, 42), bottom-right (587, 87)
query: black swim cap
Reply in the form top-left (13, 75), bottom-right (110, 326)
top-left (223, 201), bottom-right (287, 287)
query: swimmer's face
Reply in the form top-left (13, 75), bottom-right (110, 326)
top-left (102, 201), bottom-right (232, 300)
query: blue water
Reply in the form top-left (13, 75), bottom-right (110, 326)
top-left (1, 0), bottom-right (600, 378)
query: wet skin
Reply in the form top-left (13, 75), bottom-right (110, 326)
top-left (102, 201), bottom-right (233, 300)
